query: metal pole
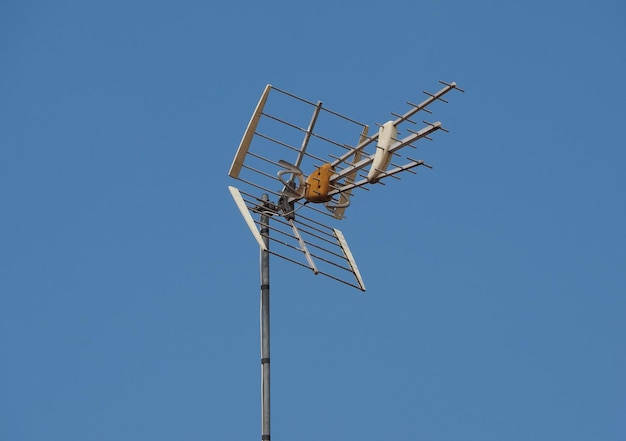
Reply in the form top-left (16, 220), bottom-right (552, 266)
top-left (260, 194), bottom-right (271, 441)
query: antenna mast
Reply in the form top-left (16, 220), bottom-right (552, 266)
top-left (228, 81), bottom-right (463, 441)
top-left (259, 194), bottom-right (272, 441)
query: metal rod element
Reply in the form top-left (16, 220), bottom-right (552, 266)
top-left (262, 112), bottom-right (309, 133)
top-left (406, 157), bottom-right (433, 169)
top-left (407, 101), bottom-right (433, 114)
top-left (259, 194), bottom-right (272, 441)
top-left (423, 90), bottom-right (449, 103)
top-left (294, 101), bottom-right (323, 168)
top-left (439, 79), bottom-right (465, 93)
top-left (391, 112), bottom-right (416, 124)
top-left (423, 120), bottom-right (449, 133)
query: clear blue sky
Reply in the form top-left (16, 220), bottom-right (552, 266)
top-left (2, 1), bottom-right (625, 440)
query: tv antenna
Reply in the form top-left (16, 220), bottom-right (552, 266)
top-left (228, 81), bottom-right (463, 441)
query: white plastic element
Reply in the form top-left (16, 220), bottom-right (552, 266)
top-left (329, 121), bottom-right (442, 196)
top-left (228, 84), bottom-right (272, 178)
top-left (367, 121), bottom-right (398, 183)
top-left (326, 126), bottom-right (368, 220)
top-left (276, 160), bottom-right (306, 199)
top-left (228, 186), bottom-right (267, 251)
top-left (289, 219), bottom-right (319, 274)
top-left (333, 228), bottom-right (366, 292)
